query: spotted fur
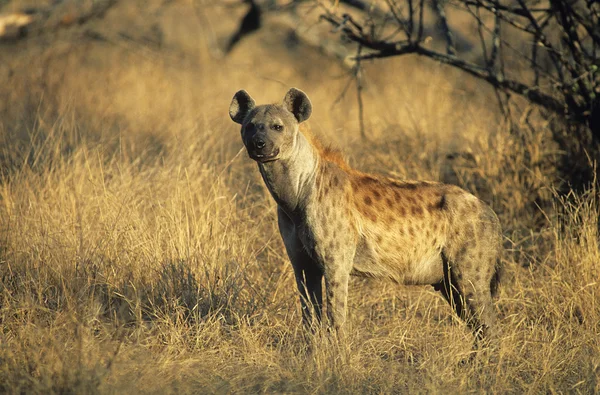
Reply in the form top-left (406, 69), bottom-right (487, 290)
top-left (229, 88), bottom-right (503, 343)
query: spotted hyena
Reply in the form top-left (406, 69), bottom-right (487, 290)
top-left (229, 88), bottom-right (503, 344)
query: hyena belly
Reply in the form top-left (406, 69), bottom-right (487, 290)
top-left (348, 176), bottom-right (459, 285)
top-left (351, 216), bottom-right (448, 285)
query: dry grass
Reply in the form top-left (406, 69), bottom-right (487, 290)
top-left (0, 1), bottom-right (598, 393)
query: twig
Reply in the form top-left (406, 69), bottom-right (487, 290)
top-left (514, 0), bottom-right (567, 84)
top-left (462, 0), bottom-right (549, 17)
top-left (385, 0), bottom-right (410, 39)
top-left (417, 0), bottom-right (425, 42)
top-left (489, 8), bottom-right (500, 71)
top-left (462, 3), bottom-right (555, 82)
top-left (433, 0), bottom-right (456, 56)
top-left (532, 34), bottom-right (540, 87)
top-left (472, 6), bottom-right (488, 65)
top-left (407, 0), bottom-right (414, 40)
top-left (355, 44), bottom-right (366, 140)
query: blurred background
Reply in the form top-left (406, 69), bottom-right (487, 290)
top-left (0, 0), bottom-right (598, 393)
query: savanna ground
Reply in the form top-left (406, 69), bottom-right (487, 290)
top-left (0, 0), bottom-right (598, 393)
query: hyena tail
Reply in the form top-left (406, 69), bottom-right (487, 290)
top-left (490, 259), bottom-right (504, 298)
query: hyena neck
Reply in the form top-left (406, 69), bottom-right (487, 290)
top-left (258, 132), bottom-right (319, 216)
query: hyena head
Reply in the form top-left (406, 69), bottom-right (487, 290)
top-left (229, 88), bottom-right (312, 163)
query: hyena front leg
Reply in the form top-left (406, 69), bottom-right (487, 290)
top-left (278, 208), bottom-right (323, 331)
top-left (324, 261), bottom-right (352, 339)
top-left (292, 260), bottom-right (324, 330)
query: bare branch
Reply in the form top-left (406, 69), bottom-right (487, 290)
top-left (433, 0), bottom-right (456, 56)
top-left (489, 8), bottom-right (500, 71)
top-left (532, 33), bottom-right (540, 87)
top-left (462, 3), bottom-right (555, 83)
top-left (385, 0), bottom-right (410, 39)
top-left (473, 6), bottom-right (489, 65)
top-left (407, 0), bottom-right (414, 41)
top-left (551, 0), bottom-right (588, 71)
top-left (461, 0), bottom-right (550, 17)
top-left (353, 43), bottom-right (565, 115)
top-left (320, 0), bottom-right (598, 146)
top-left (565, 2), bottom-right (600, 47)
top-left (340, 0), bottom-right (387, 17)
top-left (417, 0), bottom-right (425, 42)
top-left (512, 0), bottom-right (568, 84)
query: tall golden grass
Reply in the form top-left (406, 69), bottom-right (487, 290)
top-left (0, 1), bottom-right (598, 393)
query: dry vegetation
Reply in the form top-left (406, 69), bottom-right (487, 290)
top-left (0, 1), bottom-right (599, 393)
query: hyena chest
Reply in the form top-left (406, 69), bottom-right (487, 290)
top-left (297, 199), bottom-right (357, 265)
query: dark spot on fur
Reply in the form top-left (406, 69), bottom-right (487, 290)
top-left (364, 196), bottom-right (372, 206)
top-left (384, 218), bottom-right (393, 230)
top-left (394, 190), bottom-right (402, 202)
top-left (407, 196), bottom-right (416, 205)
top-left (373, 190), bottom-right (381, 200)
top-left (411, 206), bottom-right (423, 216)
top-left (398, 206), bottom-right (406, 216)
top-left (359, 176), bottom-right (378, 185)
top-left (429, 194), bottom-right (447, 211)
top-left (408, 226), bottom-right (415, 237)
top-left (330, 174), bottom-right (342, 188)
top-left (465, 227), bottom-right (475, 239)
top-left (329, 280), bottom-right (339, 288)
top-left (392, 182), bottom-right (418, 190)
top-left (365, 210), bottom-right (377, 222)
top-left (385, 197), bottom-right (393, 208)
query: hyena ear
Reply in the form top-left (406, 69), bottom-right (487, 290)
top-left (283, 88), bottom-right (312, 123)
top-left (229, 90), bottom-right (256, 124)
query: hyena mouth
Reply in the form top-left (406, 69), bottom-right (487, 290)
top-left (250, 148), bottom-right (280, 163)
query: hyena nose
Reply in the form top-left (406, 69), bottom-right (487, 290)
top-left (254, 139), bottom-right (266, 150)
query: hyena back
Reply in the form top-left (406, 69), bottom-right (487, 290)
top-left (229, 88), bottom-right (503, 343)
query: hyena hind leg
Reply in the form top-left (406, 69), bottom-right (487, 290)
top-left (433, 253), bottom-right (466, 321)
top-left (435, 253), bottom-right (497, 345)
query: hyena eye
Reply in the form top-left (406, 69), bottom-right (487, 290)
top-left (272, 124), bottom-right (283, 131)
top-left (245, 123), bottom-right (255, 132)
